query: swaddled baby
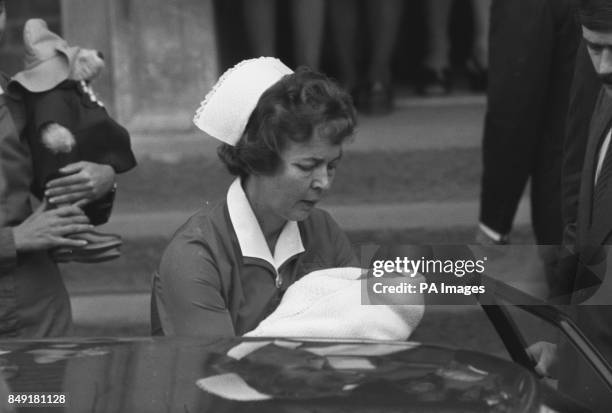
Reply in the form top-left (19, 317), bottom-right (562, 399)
top-left (246, 267), bottom-right (424, 340)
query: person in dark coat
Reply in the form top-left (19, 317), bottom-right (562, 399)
top-left (0, 1), bottom-right (117, 337)
top-left (478, 0), bottom-right (580, 250)
top-left (529, 2), bottom-right (612, 409)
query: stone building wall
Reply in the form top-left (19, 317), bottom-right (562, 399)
top-left (1, 0), bottom-right (219, 133)
top-left (0, 0), bottom-right (62, 75)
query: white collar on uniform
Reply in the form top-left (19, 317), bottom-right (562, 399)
top-left (227, 178), bottom-right (305, 270)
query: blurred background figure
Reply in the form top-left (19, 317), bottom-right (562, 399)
top-left (477, 0), bottom-right (580, 298)
top-left (291, 0), bottom-right (326, 69)
top-left (242, 0), bottom-right (276, 57)
top-left (418, 0), bottom-right (490, 96)
top-left (242, 0), bottom-right (326, 69)
top-left (328, 0), bottom-right (403, 115)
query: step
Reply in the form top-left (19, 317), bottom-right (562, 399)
top-left (131, 98), bottom-right (485, 160)
top-left (101, 199), bottom-right (531, 239)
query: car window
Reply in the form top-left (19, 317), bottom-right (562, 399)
top-left (484, 268), bottom-right (612, 411)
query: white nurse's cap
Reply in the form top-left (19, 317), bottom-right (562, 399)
top-left (193, 57), bottom-right (294, 146)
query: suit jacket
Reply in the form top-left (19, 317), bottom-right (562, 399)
top-left (565, 89), bottom-right (612, 302)
top-left (558, 87), bottom-right (612, 410)
top-left (561, 89), bottom-right (612, 291)
top-left (576, 89), bottom-right (612, 250)
top-left (562, 41), bottom-right (601, 242)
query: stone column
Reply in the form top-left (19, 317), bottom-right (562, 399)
top-left (61, 0), bottom-right (219, 133)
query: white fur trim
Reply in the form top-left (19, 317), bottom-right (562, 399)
top-left (42, 124), bottom-right (75, 154)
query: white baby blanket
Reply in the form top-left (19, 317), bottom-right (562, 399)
top-left (246, 267), bottom-right (424, 341)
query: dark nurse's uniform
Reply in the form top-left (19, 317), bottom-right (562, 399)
top-left (151, 178), bottom-right (358, 336)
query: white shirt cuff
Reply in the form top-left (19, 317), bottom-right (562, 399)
top-left (478, 222), bottom-right (507, 243)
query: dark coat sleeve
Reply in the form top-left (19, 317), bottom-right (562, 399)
top-left (0, 228), bottom-right (16, 272)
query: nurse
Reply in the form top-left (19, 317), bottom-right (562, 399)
top-left (151, 58), bottom-right (358, 336)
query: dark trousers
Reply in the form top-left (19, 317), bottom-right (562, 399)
top-left (479, 0), bottom-right (580, 244)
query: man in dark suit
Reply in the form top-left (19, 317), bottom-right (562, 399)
top-left (569, 9), bottom-right (612, 251)
top-left (560, 1), bottom-right (612, 303)
top-left (563, 2), bottom-right (612, 406)
top-left (530, 1), bottom-right (612, 408)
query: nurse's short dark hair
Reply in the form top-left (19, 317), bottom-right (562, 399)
top-left (217, 67), bottom-right (357, 178)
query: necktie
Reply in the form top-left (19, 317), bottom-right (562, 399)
top-left (595, 129), bottom-right (611, 184)
top-left (594, 129), bottom-right (612, 204)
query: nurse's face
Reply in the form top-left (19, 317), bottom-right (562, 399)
top-left (252, 130), bottom-right (343, 222)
